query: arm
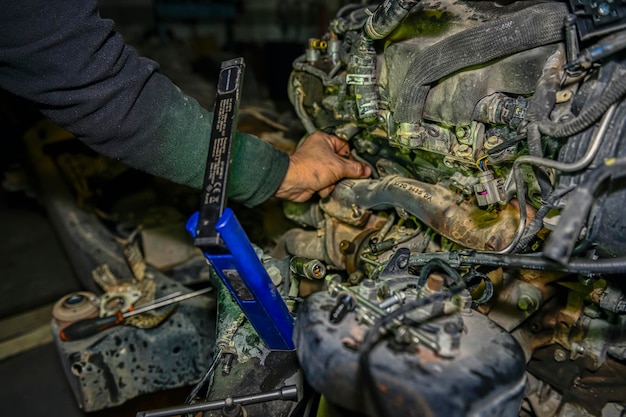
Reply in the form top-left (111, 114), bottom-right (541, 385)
top-left (0, 0), bottom-right (287, 206)
top-left (0, 0), bottom-right (370, 206)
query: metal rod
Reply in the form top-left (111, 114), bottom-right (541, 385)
top-left (125, 287), bottom-right (212, 318)
top-left (504, 103), bottom-right (616, 192)
top-left (135, 385), bottom-right (299, 417)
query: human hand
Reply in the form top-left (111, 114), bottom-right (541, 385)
top-left (274, 131), bottom-right (371, 202)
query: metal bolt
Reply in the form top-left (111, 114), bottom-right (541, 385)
top-left (426, 273), bottom-right (445, 293)
top-left (554, 349), bottom-right (567, 362)
top-left (339, 240), bottom-right (355, 255)
top-left (394, 325), bottom-right (413, 344)
top-left (456, 144), bottom-right (473, 158)
top-left (517, 295), bottom-right (537, 311)
top-left (597, 2), bottom-right (611, 16)
top-left (397, 255), bottom-right (409, 269)
top-left (484, 135), bottom-right (501, 150)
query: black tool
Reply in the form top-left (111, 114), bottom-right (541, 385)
top-left (194, 58), bottom-right (245, 253)
top-left (135, 385), bottom-right (298, 417)
top-left (59, 287), bottom-right (212, 341)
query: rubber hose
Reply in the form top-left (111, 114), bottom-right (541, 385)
top-left (364, 0), bottom-right (420, 40)
top-left (538, 65), bottom-right (626, 137)
top-left (410, 251), bottom-right (626, 275)
top-left (394, 2), bottom-right (568, 124)
top-left (543, 157), bottom-right (626, 264)
top-left (526, 123), bottom-right (553, 200)
top-left (513, 203), bottom-right (550, 252)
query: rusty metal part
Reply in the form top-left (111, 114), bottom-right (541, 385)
top-left (289, 257), bottom-right (326, 280)
top-left (99, 290), bottom-right (141, 317)
top-left (528, 345), bottom-right (626, 415)
top-left (328, 176), bottom-right (525, 251)
top-left (487, 270), bottom-right (559, 332)
top-left (273, 214), bottom-right (385, 271)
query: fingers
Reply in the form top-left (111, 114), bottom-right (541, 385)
top-left (275, 131), bottom-right (371, 203)
top-left (339, 157), bottom-right (371, 179)
top-left (325, 134), bottom-right (351, 156)
top-left (318, 184), bottom-right (335, 198)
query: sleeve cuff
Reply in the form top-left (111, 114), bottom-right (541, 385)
top-left (227, 131), bottom-right (290, 207)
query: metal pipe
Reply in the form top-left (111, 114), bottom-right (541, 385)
top-left (329, 175), bottom-right (522, 251)
top-left (136, 385), bottom-right (299, 417)
top-left (505, 103), bottom-right (616, 193)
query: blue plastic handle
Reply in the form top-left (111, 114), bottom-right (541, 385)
top-left (186, 209), bottom-right (295, 350)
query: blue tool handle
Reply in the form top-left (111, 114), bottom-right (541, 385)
top-left (186, 210), bottom-right (295, 350)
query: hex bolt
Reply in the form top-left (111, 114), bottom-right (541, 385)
top-left (517, 295), bottom-right (537, 311)
top-left (426, 273), bottom-right (445, 293)
top-left (397, 254), bottom-right (409, 269)
top-left (572, 342), bottom-right (585, 354)
top-left (339, 240), bottom-right (355, 255)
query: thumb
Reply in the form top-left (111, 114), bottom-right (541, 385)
top-left (340, 158), bottom-right (371, 179)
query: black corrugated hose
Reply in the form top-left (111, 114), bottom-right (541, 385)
top-left (543, 156), bottom-right (626, 265)
top-left (537, 62), bottom-right (626, 137)
top-left (394, 2), bottom-right (569, 125)
top-left (409, 250), bottom-right (626, 275)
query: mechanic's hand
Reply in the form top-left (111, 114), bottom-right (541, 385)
top-left (274, 131), bottom-right (371, 202)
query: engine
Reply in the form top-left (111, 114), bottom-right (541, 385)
top-left (278, 1), bottom-right (626, 416)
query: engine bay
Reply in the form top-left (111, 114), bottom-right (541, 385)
top-left (277, 1), bottom-right (626, 416)
top-left (36, 0), bottom-right (626, 416)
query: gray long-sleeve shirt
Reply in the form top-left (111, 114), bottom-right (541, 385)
top-left (0, 0), bottom-right (289, 206)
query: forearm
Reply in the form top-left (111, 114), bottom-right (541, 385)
top-left (0, 0), bottom-right (289, 206)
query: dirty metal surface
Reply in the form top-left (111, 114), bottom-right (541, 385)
top-left (52, 272), bottom-right (216, 412)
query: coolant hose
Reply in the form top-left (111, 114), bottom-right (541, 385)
top-left (543, 157), bottom-right (626, 264)
top-left (394, 2), bottom-right (568, 124)
top-left (328, 175), bottom-right (523, 251)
